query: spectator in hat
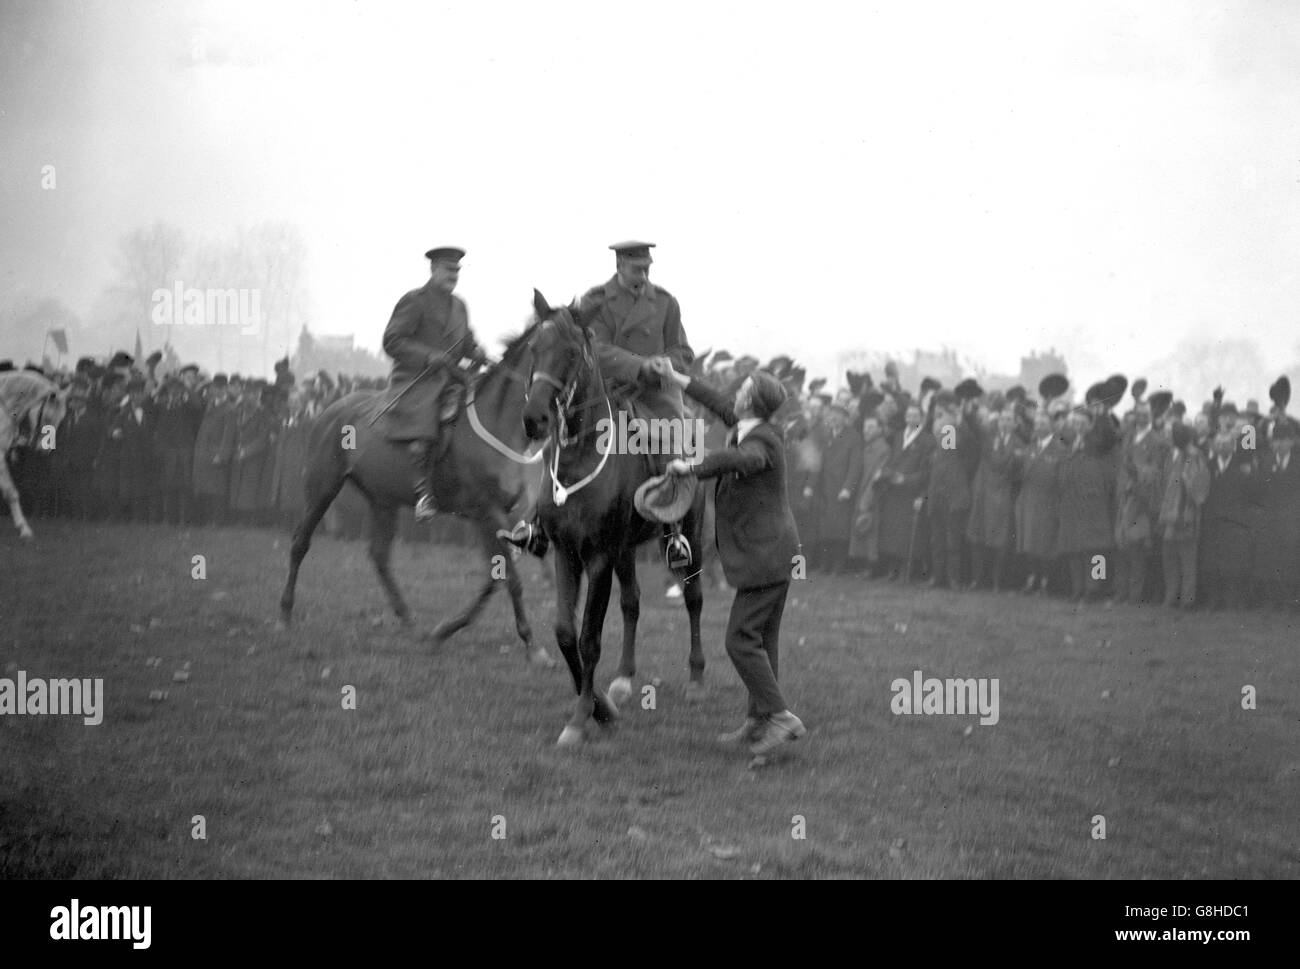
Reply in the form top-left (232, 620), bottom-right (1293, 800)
top-left (664, 367), bottom-right (806, 757)
top-left (1158, 421), bottom-right (1211, 608)
top-left (192, 374), bottom-right (237, 525)
top-left (1015, 402), bottom-right (1067, 594)
top-left (1199, 430), bottom-right (1260, 610)
top-left (52, 377), bottom-right (102, 520)
top-left (1252, 420), bottom-right (1300, 610)
top-left (1112, 399), bottom-right (1171, 606)
top-left (1056, 410), bottom-right (1116, 602)
top-left (925, 393), bottom-right (975, 590)
top-left (848, 413), bottom-right (892, 574)
top-left (810, 402), bottom-right (863, 574)
top-left (153, 376), bottom-right (203, 524)
top-left (99, 374), bottom-right (155, 521)
top-left (875, 401), bottom-right (935, 581)
top-left (966, 405), bottom-right (1021, 592)
top-left (230, 384), bottom-right (279, 525)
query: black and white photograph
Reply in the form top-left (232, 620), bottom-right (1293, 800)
top-left (0, 0), bottom-right (1294, 926)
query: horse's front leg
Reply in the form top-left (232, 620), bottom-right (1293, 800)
top-left (608, 543), bottom-right (640, 706)
top-left (558, 551), bottom-right (617, 746)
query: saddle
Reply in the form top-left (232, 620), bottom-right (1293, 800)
top-left (370, 380), bottom-right (467, 442)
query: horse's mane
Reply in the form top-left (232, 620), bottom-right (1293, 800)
top-left (496, 316), bottom-right (545, 369)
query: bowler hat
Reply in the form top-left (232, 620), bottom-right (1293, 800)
top-left (634, 472), bottom-right (698, 524)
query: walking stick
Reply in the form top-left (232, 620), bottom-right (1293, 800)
top-left (904, 495), bottom-right (923, 582)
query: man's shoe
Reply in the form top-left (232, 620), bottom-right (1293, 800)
top-left (749, 711), bottom-right (806, 755)
top-left (718, 717), bottom-right (762, 744)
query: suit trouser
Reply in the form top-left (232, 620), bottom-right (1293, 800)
top-left (1161, 538), bottom-right (1198, 606)
top-left (725, 580), bottom-right (791, 719)
top-left (928, 503), bottom-right (966, 587)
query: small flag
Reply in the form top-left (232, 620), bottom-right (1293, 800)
top-left (49, 329), bottom-right (68, 354)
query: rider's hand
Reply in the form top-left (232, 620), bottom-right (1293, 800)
top-left (425, 350), bottom-right (446, 369)
top-left (665, 459), bottom-right (693, 476)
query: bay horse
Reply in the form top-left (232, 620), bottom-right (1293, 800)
top-left (278, 322), bottom-right (555, 667)
top-left (1, 371), bottom-right (67, 541)
top-left (521, 292), bottom-right (706, 746)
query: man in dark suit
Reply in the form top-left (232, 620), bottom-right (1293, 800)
top-left (382, 246), bottom-right (487, 521)
top-left (811, 402), bottom-right (863, 574)
top-left (1199, 430), bottom-right (1261, 610)
top-left (1253, 422), bottom-right (1300, 609)
top-left (925, 392), bottom-right (975, 589)
top-left (663, 365), bottom-right (806, 757)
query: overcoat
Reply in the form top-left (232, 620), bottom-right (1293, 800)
top-left (192, 400), bottom-right (237, 498)
top-left (577, 277), bottom-right (693, 431)
top-left (1016, 436), bottom-right (1065, 557)
top-left (381, 279), bottom-right (481, 440)
top-left (876, 428), bottom-right (935, 559)
top-left (967, 431), bottom-right (1020, 549)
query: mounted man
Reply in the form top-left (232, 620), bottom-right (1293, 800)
top-left (506, 240), bottom-right (696, 563)
top-left (381, 245), bottom-right (488, 521)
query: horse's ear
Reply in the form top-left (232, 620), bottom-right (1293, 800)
top-left (532, 289), bottom-right (551, 321)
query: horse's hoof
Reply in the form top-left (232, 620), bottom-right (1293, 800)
top-left (527, 647), bottom-right (557, 669)
top-left (557, 725), bottom-right (584, 747)
top-left (608, 676), bottom-right (633, 706)
top-left (684, 681), bottom-right (708, 703)
top-left (18, 529), bottom-right (33, 542)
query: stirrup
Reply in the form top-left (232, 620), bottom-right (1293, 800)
top-left (665, 533), bottom-right (692, 570)
top-left (498, 520), bottom-right (548, 558)
top-left (414, 492), bottom-right (439, 522)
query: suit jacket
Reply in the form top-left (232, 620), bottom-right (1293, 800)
top-left (683, 378), bottom-right (800, 589)
top-left (1115, 428), bottom-right (1172, 546)
top-left (1016, 435), bottom-right (1065, 556)
top-left (1254, 450), bottom-right (1300, 577)
top-left (192, 400), bottom-right (237, 497)
top-left (876, 426), bottom-right (935, 558)
top-left (814, 425), bottom-right (864, 540)
top-left (1199, 449), bottom-right (1260, 573)
top-left (381, 279), bottom-right (481, 439)
top-left (967, 430), bottom-right (1020, 549)
top-left (578, 277), bottom-right (692, 423)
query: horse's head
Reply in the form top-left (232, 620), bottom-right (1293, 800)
top-left (522, 289), bottom-right (595, 442)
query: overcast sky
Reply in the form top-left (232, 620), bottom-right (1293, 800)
top-left (3, 0), bottom-right (1298, 399)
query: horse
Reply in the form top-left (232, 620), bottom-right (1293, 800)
top-left (520, 292), bottom-right (706, 747)
top-left (277, 321), bottom-right (556, 667)
top-left (1, 371), bottom-right (68, 541)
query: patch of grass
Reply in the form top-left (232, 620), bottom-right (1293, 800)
top-left (1, 520), bottom-right (1296, 878)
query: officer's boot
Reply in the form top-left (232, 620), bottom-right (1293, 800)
top-left (408, 437), bottom-right (438, 522)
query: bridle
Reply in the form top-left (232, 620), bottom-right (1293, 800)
top-left (527, 316), bottom-right (613, 506)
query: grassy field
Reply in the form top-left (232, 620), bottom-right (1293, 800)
top-left (1, 519), bottom-right (1297, 878)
